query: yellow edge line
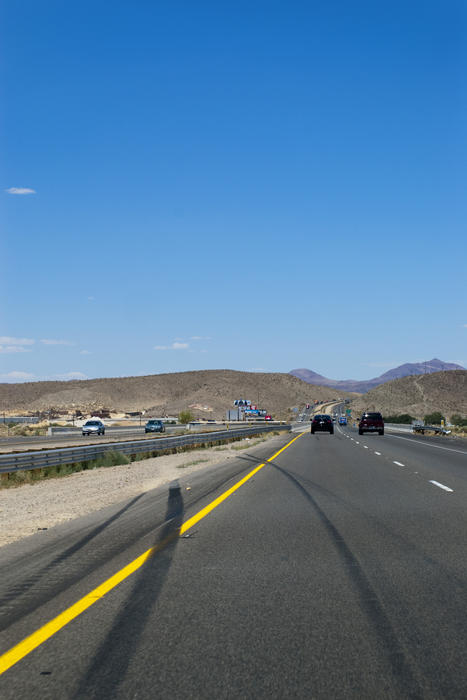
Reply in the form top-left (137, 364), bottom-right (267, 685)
top-left (0, 431), bottom-right (304, 675)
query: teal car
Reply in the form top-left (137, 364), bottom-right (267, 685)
top-left (145, 420), bottom-right (165, 433)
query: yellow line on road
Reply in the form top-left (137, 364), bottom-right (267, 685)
top-left (0, 431), bottom-right (304, 676)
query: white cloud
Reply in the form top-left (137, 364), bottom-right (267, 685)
top-left (154, 342), bottom-right (189, 351)
top-left (0, 336), bottom-right (35, 345)
top-left (0, 371), bottom-right (35, 381)
top-left (190, 336), bottom-right (211, 341)
top-left (80, 350), bottom-right (91, 355)
top-left (40, 339), bottom-right (75, 346)
top-left (5, 187), bottom-right (36, 195)
top-left (53, 371), bottom-right (87, 380)
top-left (87, 296), bottom-right (95, 301)
top-left (0, 370), bottom-right (90, 382)
top-left (0, 345), bottom-right (33, 354)
top-left (0, 337), bottom-right (35, 353)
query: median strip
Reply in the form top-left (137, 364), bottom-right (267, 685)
top-left (0, 425), bottom-right (291, 482)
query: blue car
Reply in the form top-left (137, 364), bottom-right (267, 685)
top-left (338, 416), bottom-right (347, 425)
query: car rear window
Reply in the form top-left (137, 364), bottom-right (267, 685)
top-left (363, 413), bottom-right (382, 419)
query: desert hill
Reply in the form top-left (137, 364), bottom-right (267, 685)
top-left (0, 370), bottom-right (355, 420)
top-left (350, 370), bottom-right (467, 420)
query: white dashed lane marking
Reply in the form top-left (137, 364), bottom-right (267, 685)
top-left (344, 432), bottom-right (457, 496)
top-left (429, 480), bottom-right (454, 493)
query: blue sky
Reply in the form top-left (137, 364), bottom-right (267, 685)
top-left (1, 0), bottom-right (466, 382)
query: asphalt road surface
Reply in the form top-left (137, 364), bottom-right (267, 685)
top-left (1, 426), bottom-right (467, 699)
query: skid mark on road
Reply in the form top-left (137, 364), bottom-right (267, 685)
top-left (0, 493), bottom-right (146, 632)
top-left (266, 459), bottom-right (424, 699)
top-left (0, 432), bottom-right (304, 677)
top-left (72, 485), bottom-right (184, 699)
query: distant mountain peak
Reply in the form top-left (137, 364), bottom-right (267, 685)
top-left (290, 359), bottom-right (465, 393)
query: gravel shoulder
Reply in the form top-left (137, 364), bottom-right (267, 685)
top-left (0, 433), bottom-right (282, 548)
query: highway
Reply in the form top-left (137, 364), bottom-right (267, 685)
top-left (1, 424), bottom-right (467, 698)
top-left (0, 423), bottom-right (283, 454)
top-left (0, 428), bottom-right (173, 453)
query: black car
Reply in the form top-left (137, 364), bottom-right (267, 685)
top-left (145, 419), bottom-right (165, 433)
top-left (311, 414), bottom-right (334, 434)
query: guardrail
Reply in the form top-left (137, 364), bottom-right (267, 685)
top-left (412, 424), bottom-right (451, 435)
top-left (384, 423), bottom-right (413, 433)
top-left (47, 421), bottom-right (283, 436)
top-left (47, 425), bottom-right (185, 436)
top-left (385, 423), bottom-right (451, 435)
top-left (0, 424), bottom-right (291, 475)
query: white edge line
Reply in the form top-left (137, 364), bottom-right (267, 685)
top-left (384, 434), bottom-right (467, 456)
top-left (429, 480), bottom-right (454, 493)
top-left (393, 461), bottom-right (405, 467)
top-left (374, 451), bottom-right (381, 455)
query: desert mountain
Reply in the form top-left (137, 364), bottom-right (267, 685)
top-left (0, 369), bottom-right (355, 420)
top-left (290, 359), bottom-right (464, 394)
top-left (350, 370), bottom-right (467, 420)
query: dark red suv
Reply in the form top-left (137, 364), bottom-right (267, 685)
top-left (311, 414), bottom-right (334, 435)
top-left (358, 412), bottom-right (384, 435)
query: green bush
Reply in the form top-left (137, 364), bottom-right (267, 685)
top-left (178, 410), bottom-right (195, 424)
top-left (93, 450), bottom-right (130, 468)
top-left (383, 414), bottom-right (415, 424)
top-left (423, 412), bottom-right (445, 425)
top-left (450, 414), bottom-right (467, 427)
